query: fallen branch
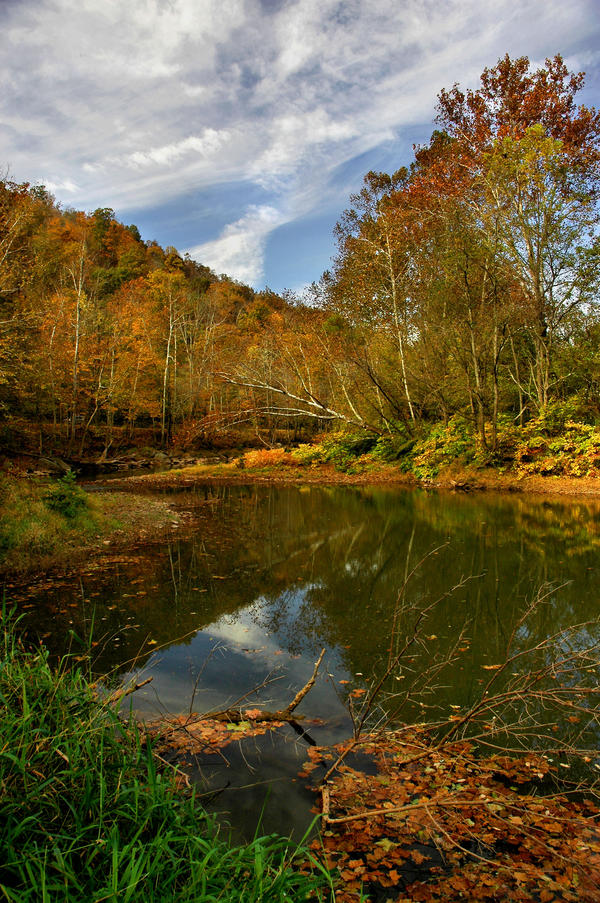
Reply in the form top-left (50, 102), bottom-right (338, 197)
top-left (323, 794), bottom-right (496, 825)
top-left (281, 648), bottom-right (326, 716)
top-left (206, 648), bottom-right (326, 725)
top-left (147, 650), bottom-right (327, 760)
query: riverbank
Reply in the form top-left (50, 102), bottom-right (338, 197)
top-left (0, 612), bottom-right (328, 901)
top-left (5, 436), bottom-right (600, 586)
top-left (98, 456), bottom-right (600, 499)
top-left (0, 473), bottom-right (196, 580)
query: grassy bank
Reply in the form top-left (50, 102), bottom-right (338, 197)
top-left (0, 610), bottom-right (329, 902)
top-left (107, 415), bottom-right (600, 499)
top-left (0, 473), bottom-right (192, 577)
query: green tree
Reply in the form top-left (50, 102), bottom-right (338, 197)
top-left (483, 125), bottom-right (600, 410)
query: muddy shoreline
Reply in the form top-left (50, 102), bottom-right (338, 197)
top-left (95, 461), bottom-right (600, 500)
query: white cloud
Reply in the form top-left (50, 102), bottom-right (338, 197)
top-left (39, 178), bottom-right (80, 194)
top-left (187, 205), bottom-right (286, 284)
top-left (1, 0), bottom-right (598, 286)
top-left (114, 130), bottom-right (232, 170)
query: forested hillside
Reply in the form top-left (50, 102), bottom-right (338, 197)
top-left (2, 54), bottom-right (600, 465)
top-left (0, 185), bottom-right (293, 456)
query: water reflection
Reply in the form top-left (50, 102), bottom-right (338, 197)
top-left (12, 483), bottom-right (600, 837)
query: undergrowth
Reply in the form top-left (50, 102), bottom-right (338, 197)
top-left (0, 474), bottom-right (96, 562)
top-left (237, 406), bottom-right (600, 481)
top-left (0, 609), bottom-right (330, 902)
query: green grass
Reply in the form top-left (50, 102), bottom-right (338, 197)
top-left (0, 474), bottom-right (110, 573)
top-left (0, 609), bottom-right (331, 901)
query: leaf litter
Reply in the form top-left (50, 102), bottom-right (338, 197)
top-left (147, 711), bottom-right (286, 758)
top-left (299, 728), bottom-right (600, 901)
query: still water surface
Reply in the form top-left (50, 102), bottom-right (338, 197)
top-left (16, 484), bottom-right (600, 838)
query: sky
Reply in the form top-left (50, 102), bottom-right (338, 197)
top-left (1, 0), bottom-right (599, 294)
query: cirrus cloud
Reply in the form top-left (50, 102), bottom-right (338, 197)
top-left (1, 0), bottom-right (598, 287)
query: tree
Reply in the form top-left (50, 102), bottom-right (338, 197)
top-left (0, 181), bottom-right (43, 397)
top-left (328, 169), bottom-right (418, 426)
top-left (434, 54), bottom-right (600, 413)
top-left (145, 269), bottom-right (188, 446)
top-left (483, 125), bottom-right (600, 409)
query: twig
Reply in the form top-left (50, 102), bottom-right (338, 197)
top-left (321, 784), bottom-right (330, 819)
top-left (106, 676), bottom-right (153, 705)
top-left (281, 649), bottom-right (326, 716)
top-left (323, 795), bottom-right (493, 825)
top-left (205, 649), bottom-right (326, 724)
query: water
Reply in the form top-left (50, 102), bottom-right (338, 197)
top-left (12, 483), bottom-right (600, 839)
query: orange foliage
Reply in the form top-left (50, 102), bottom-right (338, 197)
top-left (243, 448), bottom-right (292, 468)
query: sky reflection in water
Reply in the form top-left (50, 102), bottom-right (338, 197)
top-left (17, 484), bottom-right (600, 838)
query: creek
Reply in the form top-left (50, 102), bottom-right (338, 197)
top-left (14, 483), bottom-right (600, 840)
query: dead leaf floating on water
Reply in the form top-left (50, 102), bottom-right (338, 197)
top-left (304, 729), bottom-right (599, 902)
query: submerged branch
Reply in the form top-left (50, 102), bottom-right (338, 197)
top-left (207, 648), bottom-right (326, 724)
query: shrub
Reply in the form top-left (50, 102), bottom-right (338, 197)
top-left (290, 444), bottom-right (324, 466)
top-left (320, 432), bottom-right (378, 472)
top-left (44, 470), bottom-right (88, 518)
top-left (529, 400), bottom-right (583, 435)
top-left (514, 420), bottom-right (600, 477)
top-left (0, 476), bottom-right (112, 573)
top-left (243, 448), bottom-right (290, 468)
top-left (411, 418), bottom-right (477, 479)
top-left (371, 434), bottom-right (416, 464)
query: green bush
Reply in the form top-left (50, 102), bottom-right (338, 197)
top-left (514, 419), bottom-right (600, 477)
top-left (44, 470), bottom-right (88, 518)
top-left (528, 400), bottom-right (583, 436)
top-left (0, 476), bottom-right (110, 573)
top-left (371, 434), bottom-right (416, 464)
top-left (410, 418), bottom-right (477, 479)
top-left (290, 443), bottom-right (324, 466)
top-left (320, 432), bottom-right (377, 472)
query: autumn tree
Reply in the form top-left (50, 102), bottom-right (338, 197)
top-left (434, 53), bottom-right (600, 414)
top-left (0, 181), bottom-right (50, 404)
top-left (327, 169), bottom-right (418, 425)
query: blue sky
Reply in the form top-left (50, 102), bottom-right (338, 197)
top-left (2, 0), bottom-right (599, 293)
